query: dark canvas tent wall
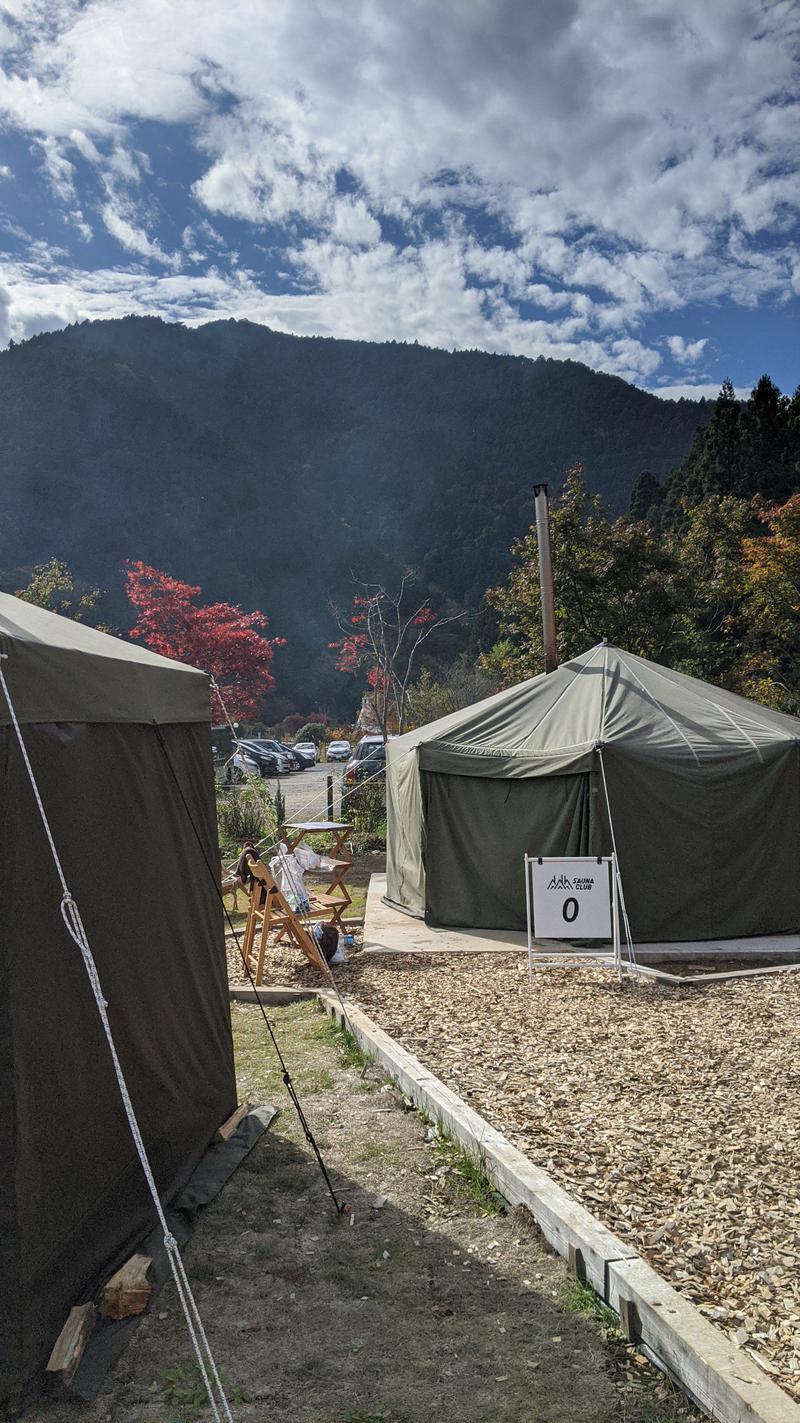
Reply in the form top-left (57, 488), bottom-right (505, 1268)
top-left (0, 594), bottom-right (236, 1405)
top-left (386, 643), bottom-right (800, 942)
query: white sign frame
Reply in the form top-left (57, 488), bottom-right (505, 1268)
top-left (524, 854), bottom-right (621, 980)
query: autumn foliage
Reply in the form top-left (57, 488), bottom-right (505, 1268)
top-left (125, 562), bottom-right (284, 720)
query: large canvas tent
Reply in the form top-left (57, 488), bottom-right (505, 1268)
top-left (0, 594), bottom-right (236, 1405)
top-left (387, 643), bottom-right (800, 943)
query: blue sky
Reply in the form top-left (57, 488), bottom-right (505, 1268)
top-left (0, 0), bottom-right (798, 399)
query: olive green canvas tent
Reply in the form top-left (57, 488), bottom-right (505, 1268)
top-left (0, 594), bottom-right (236, 1406)
top-left (386, 643), bottom-right (800, 943)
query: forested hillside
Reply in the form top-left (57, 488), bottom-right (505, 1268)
top-left (0, 316), bottom-right (711, 711)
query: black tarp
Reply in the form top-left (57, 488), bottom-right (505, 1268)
top-left (0, 596), bottom-right (236, 1407)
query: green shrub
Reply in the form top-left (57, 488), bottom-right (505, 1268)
top-left (217, 779), bottom-right (277, 853)
top-left (342, 778), bottom-right (386, 849)
top-left (296, 721), bottom-right (328, 744)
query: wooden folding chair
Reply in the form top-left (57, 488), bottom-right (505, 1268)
top-left (241, 856), bottom-right (333, 984)
top-left (220, 861), bottom-right (242, 914)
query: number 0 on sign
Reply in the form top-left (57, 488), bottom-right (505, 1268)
top-left (529, 857), bottom-right (613, 940)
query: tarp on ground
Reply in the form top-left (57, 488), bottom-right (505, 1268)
top-left (386, 643), bottom-right (800, 942)
top-left (0, 596), bottom-right (235, 1407)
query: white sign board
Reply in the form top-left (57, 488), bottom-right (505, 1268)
top-left (530, 857), bottom-right (612, 940)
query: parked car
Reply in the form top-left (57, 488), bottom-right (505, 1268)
top-left (344, 735), bottom-right (387, 784)
top-left (277, 743), bottom-right (302, 770)
top-left (326, 739), bottom-right (351, 762)
top-left (236, 738), bottom-right (291, 775)
top-left (223, 748), bottom-right (263, 783)
top-left (292, 741), bottom-right (317, 766)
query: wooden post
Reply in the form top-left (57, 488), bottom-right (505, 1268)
top-left (533, 483), bottom-right (558, 673)
top-left (327, 774), bottom-right (334, 821)
top-left (619, 1295), bottom-right (640, 1343)
top-left (568, 1242), bottom-right (587, 1282)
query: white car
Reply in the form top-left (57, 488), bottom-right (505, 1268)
top-left (326, 739), bottom-right (351, 762)
top-left (293, 741), bottom-right (317, 765)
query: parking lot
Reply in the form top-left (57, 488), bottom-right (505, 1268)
top-left (279, 759), bottom-right (345, 821)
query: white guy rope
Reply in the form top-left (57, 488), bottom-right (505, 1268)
top-left (597, 744), bottom-right (638, 970)
top-left (0, 655), bottom-right (234, 1423)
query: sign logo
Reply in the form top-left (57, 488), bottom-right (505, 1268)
top-left (530, 858), bottom-right (612, 940)
top-left (547, 873), bottom-right (573, 890)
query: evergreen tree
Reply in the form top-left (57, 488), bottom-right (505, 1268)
top-left (670, 378), bottom-right (742, 508)
top-left (738, 375), bottom-right (791, 500)
top-left (666, 375), bottom-right (800, 515)
top-left (628, 470), bottom-right (665, 525)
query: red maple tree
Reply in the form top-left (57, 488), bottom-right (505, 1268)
top-left (125, 562), bottom-right (284, 721)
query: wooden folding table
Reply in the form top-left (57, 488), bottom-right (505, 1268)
top-left (283, 820), bottom-right (353, 929)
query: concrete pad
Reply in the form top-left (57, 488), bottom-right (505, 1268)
top-left (366, 874), bottom-right (800, 967)
top-left (364, 874), bottom-right (528, 955)
top-left (229, 985), bottom-right (317, 1005)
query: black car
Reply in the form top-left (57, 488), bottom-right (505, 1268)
top-left (234, 740), bottom-right (283, 777)
top-left (344, 737), bottom-right (386, 783)
top-left (289, 743), bottom-right (316, 769)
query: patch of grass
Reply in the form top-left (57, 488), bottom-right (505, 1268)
top-left (563, 1276), bottom-right (619, 1331)
top-left (339, 1413), bottom-right (408, 1423)
top-left (355, 1140), bottom-right (385, 1162)
top-left (314, 1012), bottom-right (374, 1070)
top-left (302, 1066), bottom-right (335, 1093)
top-left (432, 1129), bottom-right (506, 1216)
top-left (159, 1364), bottom-right (208, 1418)
top-left (159, 1364), bottom-right (252, 1421)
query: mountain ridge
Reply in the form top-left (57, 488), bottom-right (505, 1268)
top-left (0, 316), bottom-right (712, 712)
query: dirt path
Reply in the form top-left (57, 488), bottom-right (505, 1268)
top-left (23, 1002), bottom-right (699, 1423)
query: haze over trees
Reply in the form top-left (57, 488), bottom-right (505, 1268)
top-left (0, 315), bottom-right (711, 715)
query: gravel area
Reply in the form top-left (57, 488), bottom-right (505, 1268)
top-left (242, 947), bottom-right (800, 1399)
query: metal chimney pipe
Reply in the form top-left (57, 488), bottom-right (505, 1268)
top-left (533, 483), bottom-right (558, 673)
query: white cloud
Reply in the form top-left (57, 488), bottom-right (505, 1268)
top-left (666, 335), bottom-right (709, 365)
top-left (650, 381), bottom-right (753, 400)
top-left (100, 197), bottom-right (181, 269)
top-left (331, 197), bottom-right (380, 248)
top-left (0, 1), bottom-right (796, 373)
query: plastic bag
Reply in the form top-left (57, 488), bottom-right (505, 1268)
top-left (269, 846), bottom-right (309, 911)
top-left (294, 841), bottom-right (322, 871)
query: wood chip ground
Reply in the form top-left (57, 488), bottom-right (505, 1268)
top-left (237, 942), bottom-right (800, 1400)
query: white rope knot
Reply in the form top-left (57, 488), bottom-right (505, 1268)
top-left (163, 1232), bottom-right (180, 1253)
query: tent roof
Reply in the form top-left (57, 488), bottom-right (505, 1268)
top-left (0, 593), bottom-right (210, 725)
top-left (387, 643), bottom-right (800, 778)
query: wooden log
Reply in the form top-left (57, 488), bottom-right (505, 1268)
top-left (100, 1253), bottom-right (152, 1321)
top-left (46, 1303), bottom-right (95, 1384)
top-left (215, 1102), bottom-right (250, 1142)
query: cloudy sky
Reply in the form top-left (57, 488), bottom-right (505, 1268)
top-left (0, 0), bottom-right (797, 398)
